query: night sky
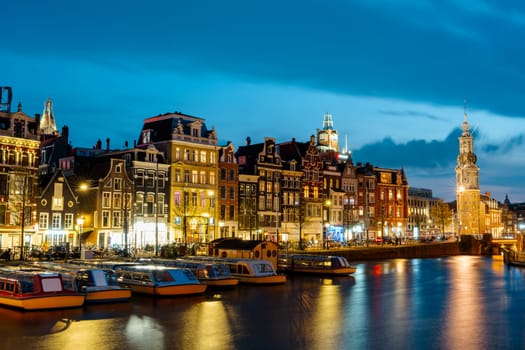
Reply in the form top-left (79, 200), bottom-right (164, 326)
top-left (3, 1), bottom-right (525, 202)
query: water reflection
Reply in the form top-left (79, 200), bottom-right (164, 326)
top-left (3, 257), bottom-right (525, 349)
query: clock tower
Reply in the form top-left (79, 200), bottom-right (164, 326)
top-left (455, 110), bottom-right (480, 234)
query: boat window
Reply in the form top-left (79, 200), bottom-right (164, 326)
top-left (240, 265), bottom-right (249, 275)
top-left (255, 263), bottom-right (274, 273)
top-left (0, 281), bottom-right (4, 290)
top-left (142, 274), bottom-right (153, 282)
top-left (41, 277), bottom-right (63, 292)
top-left (5, 283), bottom-right (14, 292)
top-left (153, 271), bottom-right (174, 282)
top-left (227, 264), bottom-right (236, 274)
top-left (20, 281), bottom-right (34, 293)
top-left (182, 270), bottom-right (197, 281)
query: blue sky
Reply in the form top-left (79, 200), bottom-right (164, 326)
top-left (3, 1), bottom-right (525, 202)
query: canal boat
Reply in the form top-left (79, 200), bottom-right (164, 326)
top-left (114, 264), bottom-right (207, 296)
top-left (277, 254), bottom-right (357, 276)
top-left (0, 268), bottom-right (85, 311)
top-left (140, 258), bottom-right (239, 288)
top-left (185, 256), bottom-right (286, 285)
top-left (21, 262), bottom-right (132, 303)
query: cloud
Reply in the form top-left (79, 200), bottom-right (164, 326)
top-left (352, 128), bottom-right (460, 169)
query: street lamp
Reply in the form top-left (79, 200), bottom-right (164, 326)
top-left (77, 216), bottom-right (84, 258)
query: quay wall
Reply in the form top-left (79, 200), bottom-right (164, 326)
top-left (298, 236), bottom-right (490, 261)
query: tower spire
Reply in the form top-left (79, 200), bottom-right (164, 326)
top-left (40, 97), bottom-right (58, 135)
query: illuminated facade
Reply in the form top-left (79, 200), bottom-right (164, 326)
top-left (218, 141), bottom-right (238, 238)
top-left (138, 112), bottom-right (219, 243)
top-left (0, 95), bottom-right (40, 255)
top-left (455, 112), bottom-right (481, 234)
top-left (317, 113), bottom-right (339, 153)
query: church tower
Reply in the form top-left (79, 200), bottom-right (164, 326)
top-left (317, 113), bottom-right (339, 153)
top-left (455, 108), bottom-right (480, 234)
top-left (39, 97), bottom-right (58, 136)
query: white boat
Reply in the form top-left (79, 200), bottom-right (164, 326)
top-left (278, 254), bottom-right (356, 276)
top-left (140, 258), bottom-right (239, 288)
top-left (0, 268), bottom-right (85, 311)
top-left (184, 256), bottom-right (286, 285)
top-left (114, 264), bottom-right (207, 296)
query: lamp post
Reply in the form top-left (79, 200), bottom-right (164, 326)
top-left (77, 216), bottom-right (84, 258)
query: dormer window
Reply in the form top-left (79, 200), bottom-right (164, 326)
top-left (192, 127), bottom-right (200, 137)
top-left (142, 130), bottom-right (151, 144)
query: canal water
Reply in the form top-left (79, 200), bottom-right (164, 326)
top-left (1, 256), bottom-right (525, 350)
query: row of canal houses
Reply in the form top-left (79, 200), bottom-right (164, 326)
top-left (0, 88), bottom-right (415, 256)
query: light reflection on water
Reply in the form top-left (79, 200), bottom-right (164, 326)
top-left (1, 256), bottom-right (525, 350)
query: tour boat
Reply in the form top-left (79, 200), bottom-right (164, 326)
top-left (113, 264), bottom-right (207, 296)
top-left (20, 262), bottom-right (132, 304)
top-left (140, 258), bottom-right (239, 288)
top-left (185, 256), bottom-right (287, 285)
top-left (0, 268), bottom-right (85, 311)
top-left (278, 254), bottom-right (357, 276)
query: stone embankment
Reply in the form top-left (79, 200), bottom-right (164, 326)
top-left (295, 235), bottom-right (491, 261)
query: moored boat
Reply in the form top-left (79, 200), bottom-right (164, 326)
top-left (0, 268), bottom-right (85, 311)
top-left (20, 262), bottom-right (132, 304)
top-left (278, 254), bottom-right (357, 276)
top-left (140, 258), bottom-right (239, 288)
top-left (114, 264), bottom-right (207, 296)
top-left (185, 256), bottom-right (286, 285)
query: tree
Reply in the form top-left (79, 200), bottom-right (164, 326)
top-left (430, 200), bottom-right (453, 238)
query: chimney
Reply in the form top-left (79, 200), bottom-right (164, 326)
top-left (106, 137), bottom-right (110, 151)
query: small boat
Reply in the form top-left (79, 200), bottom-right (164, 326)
top-left (140, 258), bottom-right (239, 288)
top-left (0, 268), bottom-right (85, 311)
top-left (184, 256), bottom-right (286, 285)
top-left (278, 254), bottom-right (357, 276)
top-left (20, 262), bottom-right (132, 304)
top-left (114, 264), bottom-right (207, 296)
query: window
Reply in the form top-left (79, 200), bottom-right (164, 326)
top-left (220, 205), bottom-right (226, 220)
top-left (52, 213), bottom-right (61, 229)
top-left (192, 170), bottom-right (198, 183)
top-left (221, 169), bottom-right (227, 180)
top-left (229, 170), bottom-right (235, 181)
top-left (229, 205), bottom-right (235, 220)
top-left (102, 211), bottom-right (110, 228)
top-left (113, 211), bottom-right (121, 227)
top-left (39, 213), bottom-right (49, 229)
top-left (102, 192), bottom-right (111, 208)
top-left (114, 178), bottom-right (122, 191)
top-left (116, 164), bottom-right (122, 173)
top-left (200, 171), bottom-right (206, 185)
top-left (200, 151), bottom-right (206, 163)
top-left (146, 171), bottom-right (154, 187)
top-left (209, 172), bottom-right (216, 185)
top-left (113, 192), bottom-right (122, 208)
top-left (230, 187), bottom-right (235, 200)
top-left (135, 170), bottom-right (144, 186)
top-left (52, 196), bottom-right (63, 211)
top-left (175, 169), bottom-right (181, 183)
top-left (220, 186), bottom-right (226, 199)
top-left (136, 193), bottom-right (144, 215)
top-left (64, 213), bottom-right (73, 229)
